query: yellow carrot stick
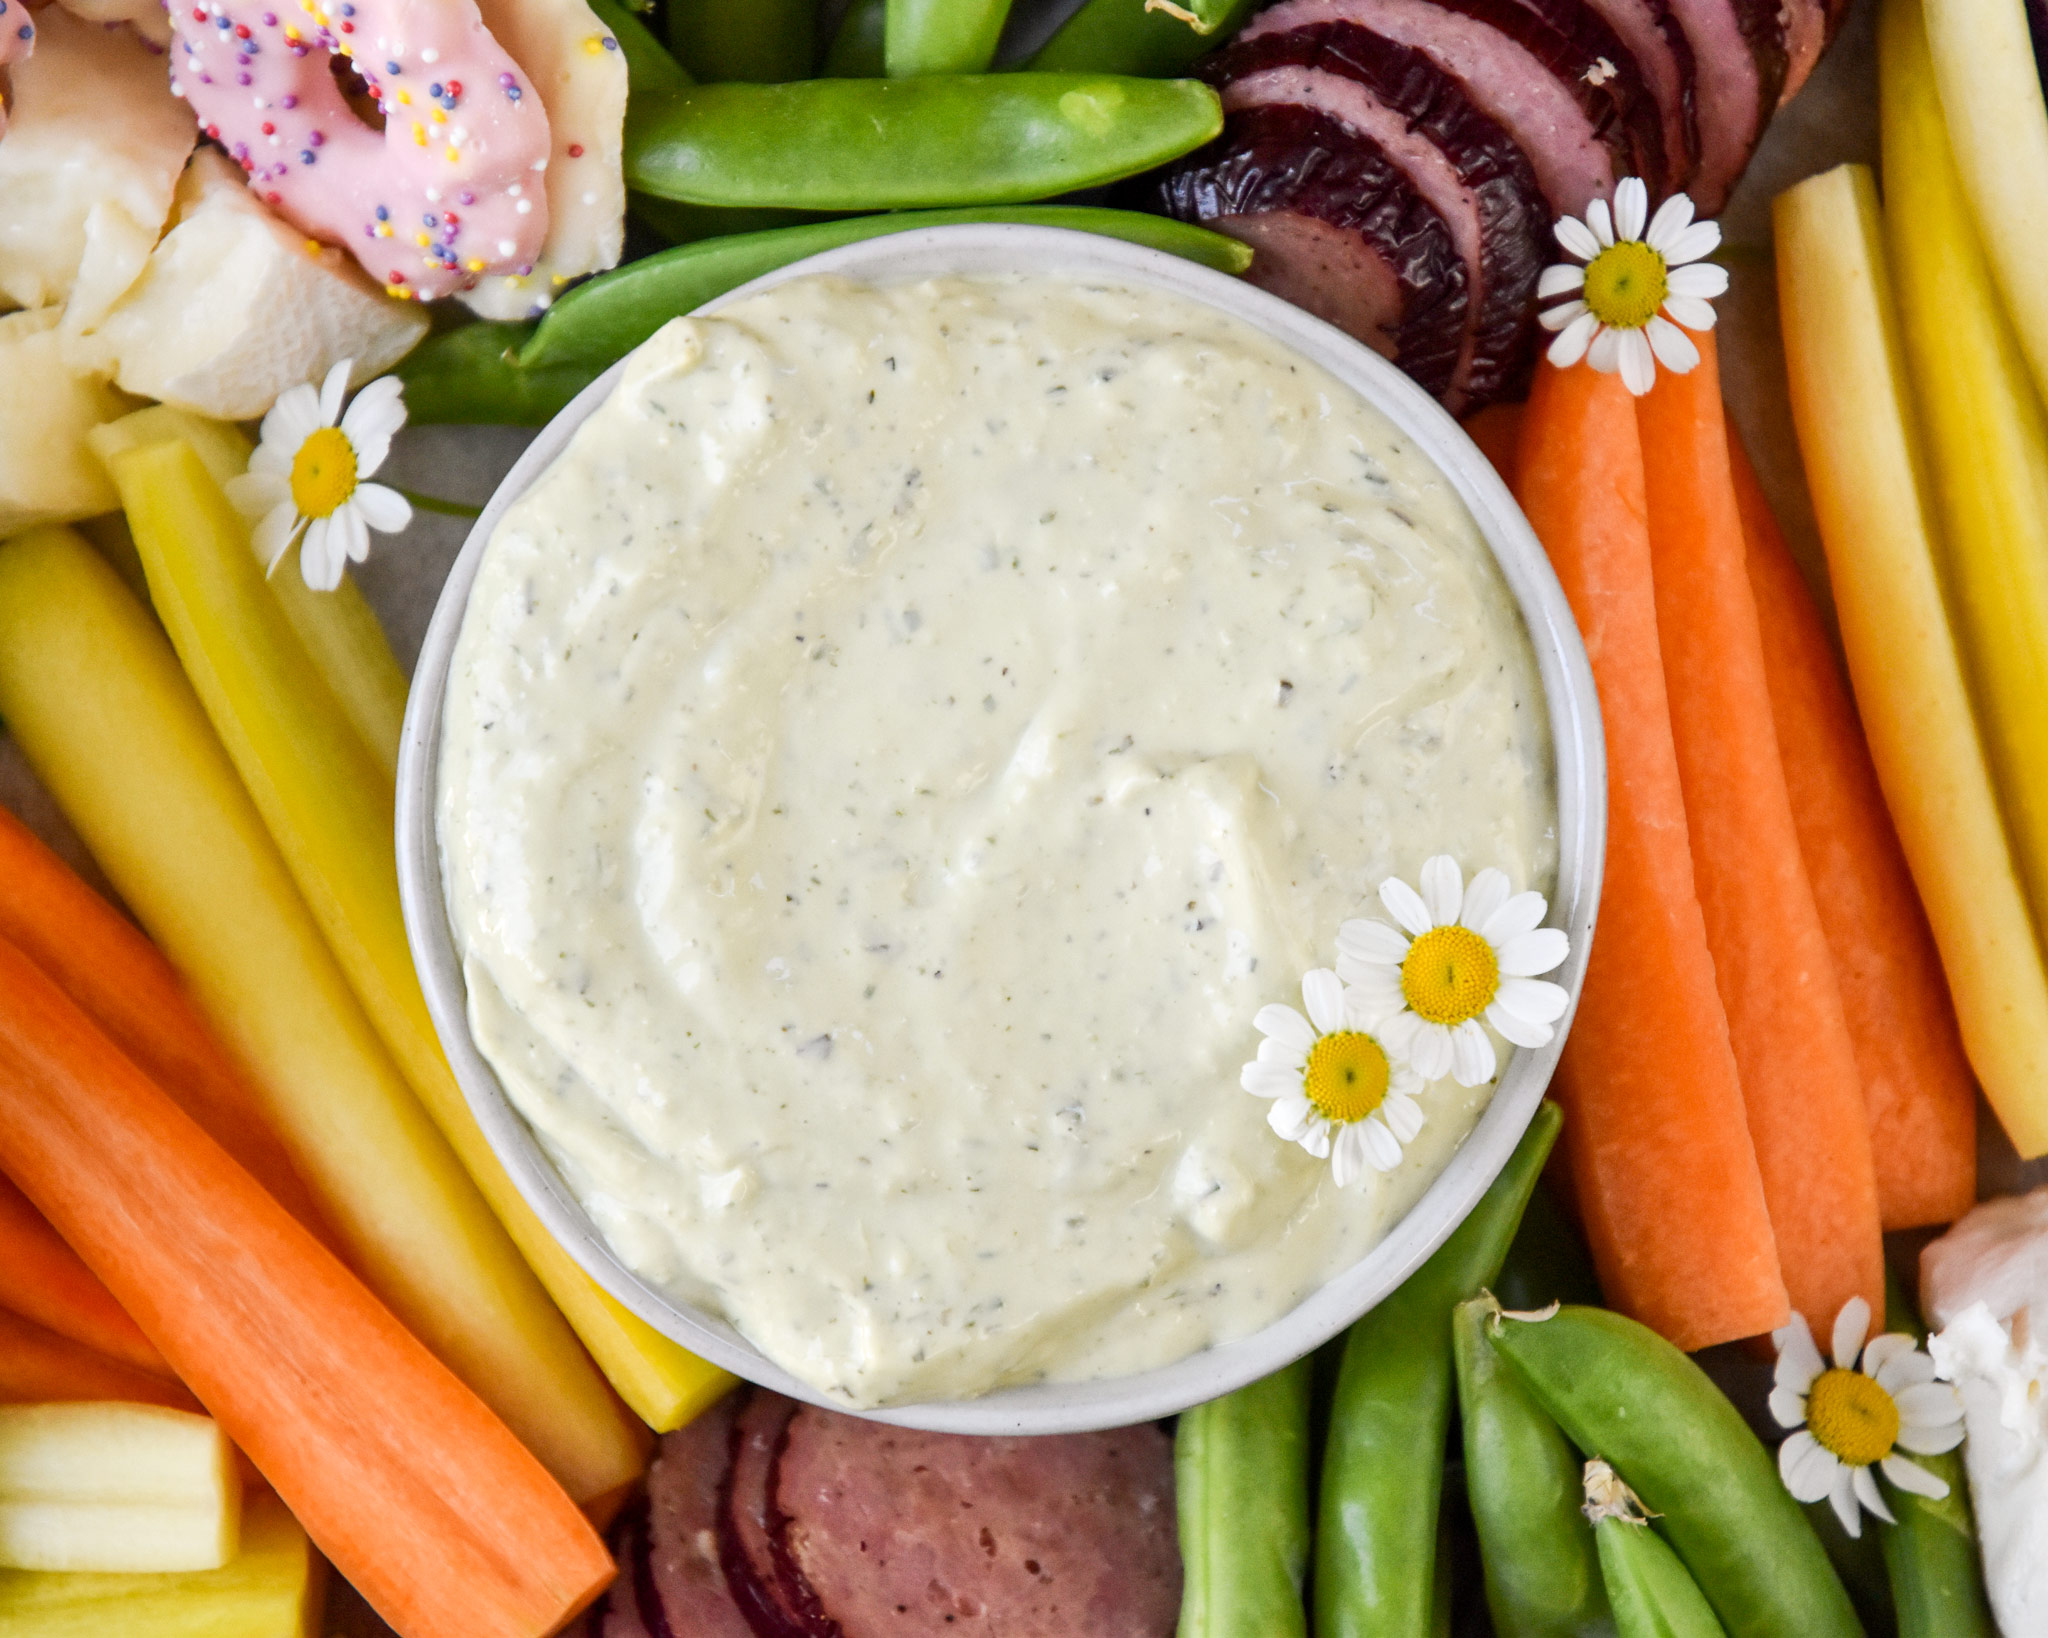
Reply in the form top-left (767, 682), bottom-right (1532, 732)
top-left (0, 526), bottom-right (644, 1501)
top-left (109, 437), bottom-right (731, 1433)
top-left (1922, 0), bottom-right (2048, 413)
top-left (1881, 0), bottom-right (2048, 950)
top-left (1774, 165), bottom-right (2048, 1157)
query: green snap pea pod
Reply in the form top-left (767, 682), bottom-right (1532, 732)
top-left (666, 0), bottom-right (818, 82)
top-left (624, 75), bottom-right (1223, 210)
top-left (1801, 1495), bottom-right (1895, 1636)
top-left (1314, 1101), bottom-right (1563, 1638)
top-left (1028, 0), bottom-right (1258, 75)
top-left (1488, 1305), bottom-right (1864, 1638)
top-left (885, 0), bottom-right (1014, 75)
top-left (1492, 1177), bottom-right (1602, 1313)
top-left (629, 195), bottom-right (830, 246)
top-left (1454, 1297), bottom-right (1613, 1637)
top-left (823, 0), bottom-right (887, 74)
top-left (396, 323), bottom-right (596, 427)
top-left (1584, 1462), bottom-right (1729, 1638)
top-left (519, 206), bottom-right (1252, 370)
top-left (585, 0), bottom-right (690, 105)
top-left (1880, 1279), bottom-right (1994, 1638)
top-left (1175, 1357), bottom-right (1312, 1638)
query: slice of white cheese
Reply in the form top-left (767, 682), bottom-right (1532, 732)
top-left (459, 0), bottom-right (627, 320)
top-left (0, 307), bottom-right (132, 534)
top-left (0, 7), bottom-right (193, 328)
top-left (83, 151), bottom-right (429, 422)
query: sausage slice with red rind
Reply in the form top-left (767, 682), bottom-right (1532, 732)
top-left (645, 1392), bottom-right (752, 1638)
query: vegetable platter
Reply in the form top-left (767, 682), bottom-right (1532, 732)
top-left (5, 0), bottom-right (2048, 1634)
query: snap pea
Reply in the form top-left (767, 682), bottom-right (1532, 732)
top-left (1175, 1357), bottom-right (1312, 1638)
top-left (584, 0), bottom-right (690, 106)
top-left (885, 0), bottom-right (1014, 75)
top-left (823, 0), bottom-right (887, 73)
top-left (666, 0), bottom-right (817, 82)
top-left (1584, 1462), bottom-right (1729, 1638)
top-left (1488, 1305), bottom-right (1864, 1638)
top-left (1802, 1498), bottom-right (1895, 1636)
top-left (1492, 1177), bottom-right (1602, 1314)
top-left (625, 74), bottom-right (1223, 209)
top-left (519, 206), bottom-right (1253, 370)
top-left (1028, 0), bottom-right (1258, 75)
top-left (1314, 1101), bottom-right (1563, 1638)
top-left (1454, 1297), bottom-right (1613, 1637)
top-left (1880, 1280), bottom-right (1993, 1638)
top-left (396, 323), bottom-right (596, 427)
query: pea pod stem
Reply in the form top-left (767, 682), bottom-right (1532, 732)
top-left (1584, 1462), bottom-right (1729, 1638)
top-left (519, 206), bottom-right (1253, 371)
top-left (1029, 0), bottom-right (1259, 74)
top-left (1175, 1358), bottom-right (1311, 1638)
top-left (885, 0), bottom-right (1014, 75)
top-left (665, 0), bottom-right (817, 82)
top-left (1487, 1305), bottom-right (1862, 1637)
top-left (624, 74), bottom-right (1222, 210)
top-left (1314, 1102), bottom-right (1562, 1638)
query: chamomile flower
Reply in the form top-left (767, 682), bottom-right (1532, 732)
top-left (1771, 1297), bottom-right (1965, 1538)
top-left (1538, 177), bottom-right (1729, 396)
top-left (1336, 856), bottom-right (1570, 1088)
top-left (226, 360), bottom-right (412, 591)
top-left (1240, 968), bottom-right (1427, 1187)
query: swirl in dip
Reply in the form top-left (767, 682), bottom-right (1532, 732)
top-left (438, 270), bottom-right (1557, 1408)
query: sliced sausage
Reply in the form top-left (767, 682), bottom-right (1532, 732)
top-left (1660, 0), bottom-right (1786, 208)
top-left (1206, 22), bottom-right (1546, 407)
top-left (1156, 102), bottom-right (1470, 399)
top-left (1556, 0), bottom-right (1699, 189)
top-left (774, 1410), bottom-right (1180, 1638)
top-left (646, 1393), bottom-right (752, 1638)
top-left (717, 1391), bottom-right (819, 1638)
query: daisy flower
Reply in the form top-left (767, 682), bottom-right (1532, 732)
top-left (1771, 1296), bottom-right (1965, 1538)
top-left (226, 359), bottom-right (412, 592)
top-left (1336, 856), bottom-right (1570, 1088)
top-left (1240, 968), bottom-right (1427, 1187)
top-left (1537, 177), bottom-right (1730, 396)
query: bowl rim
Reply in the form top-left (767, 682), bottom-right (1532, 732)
top-left (395, 223), bottom-right (1607, 1435)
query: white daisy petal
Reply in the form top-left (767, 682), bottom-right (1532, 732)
top-left (225, 470), bottom-right (288, 520)
top-left (1666, 260), bottom-right (1730, 300)
top-left (1269, 1096), bottom-right (1317, 1142)
top-left (1773, 1313), bottom-right (1826, 1396)
top-left (1548, 311), bottom-right (1603, 369)
top-left (1768, 1383), bottom-right (1808, 1429)
top-left (1881, 1454), bottom-right (1950, 1500)
top-left (1338, 918), bottom-right (1411, 969)
top-left (1449, 1019), bottom-right (1497, 1087)
top-left (1480, 891), bottom-right (1550, 946)
top-left (1644, 191), bottom-right (1696, 254)
top-left (1493, 977), bottom-right (1571, 1026)
top-left (1613, 176), bottom-right (1648, 241)
top-left (1663, 219), bottom-right (1722, 266)
top-left (1540, 297), bottom-right (1591, 333)
top-left (1388, 1063), bottom-right (1426, 1101)
top-left (1829, 1467), bottom-right (1863, 1538)
top-left (317, 357), bottom-right (353, 426)
top-left (1241, 1060), bottom-right (1302, 1098)
top-left (1833, 1297), bottom-right (1872, 1371)
top-left (1660, 294), bottom-right (1721, 333)
top-left (1485, 998), bottom-right (1554, 1050)
top-left (1587, 324), bottom-right (1624, 375)
top-left (1586, 197), bottom-right (1615, 247)
top-left (1894, 1417), bottom-right (1966, 1455)
top-left (340, 375), bottom-right (408, 469)
top-left (1299, 1119), bottom-right (1333, 1160)
top-left (252, 502), bottom-right (303, 572)
top-left (1381, 1090), bottom-right (1425, 1143)
top-left (333, 502), bottom-right (371, 568)
top-left (1379, 877), bottom-right (1434, 938)
top-left (1302, 968), bottom-right (1347, 1036)
top-left (1617, 329), bottom-right (1657, 396)
top-left (1646, 316), bottom-right (1701, 375)
top-left (1341, 972), bottom-right (1406, 1024)
top-left (1537, 263), bottom-right (1587, 299)
top-left (1258, 1036), bottom-right (1307, 1072)
top-left (299, 516), bottom-right (342, 591)
top-left (1852, 1464), bottom-right (1894, 1527)
top-left (262, 381), bottom-right (324, 449)
top-left (1332, 1122), bottom-right (1367, 1189)
top-left (1873, 1347), bottom-right (1938, 1395)
top-left (1406, 1019), bottom-right (1456, 1082)
top-left (1497, 928), bottom-right (1571, 978)
top-left (1255, 1004), bottom-right (1318, 1057)
top-left (1780, 1431), bottom-right (1840, 1503)
top-left (1459, 868), bottom-right (1511, 932)
top-left (247, 440), bottom-right (293, 477)
top-left (1361, 1114), bottom-right (1404, 1171)
top-left (1554, 214), bottom-right (1602, 262)
top-left (1893, 1381), bottom-right (1965, 1429)
top-left (351, 482), bottom-right (413, 535)
top-left (1418, 856), bottom-right (1463, 927)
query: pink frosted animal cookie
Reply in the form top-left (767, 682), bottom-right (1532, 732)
top-left (167, 0), bottom-right (553, 301)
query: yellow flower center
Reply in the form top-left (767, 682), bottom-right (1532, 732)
top-left (1805, 1368), bottom-right (1900, 1467)
top-left (1582, 240), bottom-right (1669, 331)
top-left (289, 426), bottom-right (359, 520)
top-left (1401, 925), bottom-right (1500, 1026)
top-left (1303, 1031), bottom-right (1391, 1125)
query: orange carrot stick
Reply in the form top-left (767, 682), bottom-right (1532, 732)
top-left (1729, 426), bottom-right (1978, 1229)
top-left (0, 806), bottom-right (326, 1234)
top-left (1462, 401), bottom-right (1526, 489)
top-left (0, 935), bottom-right (613, 1638)
top-left (1514, 358), bottom-right (1788, 1351)
top-left (0, 1173), bottom-right (169, 1377)
top-left (1635, 333), bottom-right (1886, 1332)
top-left (0, 1306), bottom-right (201, 1413)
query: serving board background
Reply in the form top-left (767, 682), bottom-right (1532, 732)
top-left (1, 5), bottom-right (2040, 1632)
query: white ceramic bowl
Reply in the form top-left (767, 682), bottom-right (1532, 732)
top-left (396, 224), bottom-right (1606, 1435)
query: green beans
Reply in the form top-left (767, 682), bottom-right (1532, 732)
top-left (1584, 1462), bottom-right (1728, 1638)
top-left (1492, 1177), bottom-right (1602, 1313)
top-left (1314, 1101), bottom-right (1562, 1638)
top-left (1487, 1305), bottom-right (1863, 1638)
top-left (823, 0), bottom-right (887, 74)
top-left (1175, 1358), bottom-right (1312, 1638)
top-left (666, 0), bottom-right (818, 82)
top-left (396, 324), bottom-right (597, 427)
top-left (1029, 0), bottom-right (1258, 75)
top-left (885, 0), bottom-right (1014, 75)
top-left (1453, 1297), bottom-right (1611, 1637)
top-left (625, 74), bottom-right (1222, 209)
top-left (519, 206), bottom-right (1253, 370)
